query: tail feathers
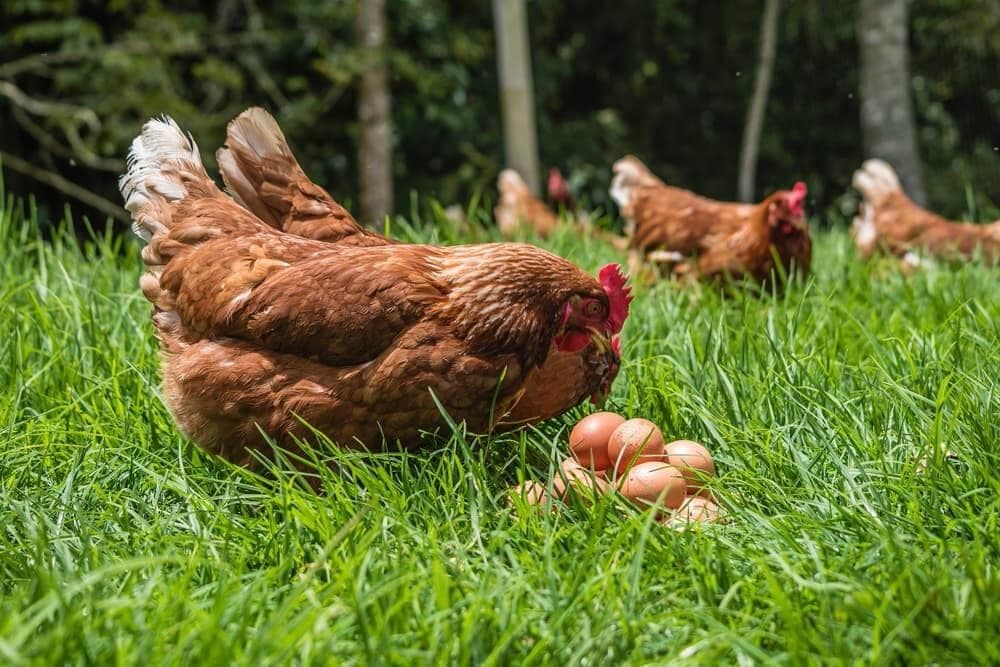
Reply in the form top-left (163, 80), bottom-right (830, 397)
top-left (609, 155), bottom-right (660, 212)
top-left (852, 159), bottom-right (901, 207)
top-left (851, 202), bottom-right (878, 260)
top-left (495, 169), bottom-right (532, 236)
top-left (497, 169), bottom-right (531, 201)
top-left (120, 116), bottom-right (226, 319)
top-left (119, 116), bottom-right (211, 243)
top-left (216, 107), bottom-right (305, 227)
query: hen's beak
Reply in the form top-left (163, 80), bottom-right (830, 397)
top-left (587, 328), bottom-right (620, 405)
top-left (587, 327), bottom-right (613, 354)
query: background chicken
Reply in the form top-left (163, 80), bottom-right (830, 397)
top-left (610, 155), bottom-right (811, 285)
top-left (852, 159), bottom-right (1000, 266)
top-left (546, 167), bottom-right (576, 212)
top-left (495, 169), bottom-right (561, 237)
top-left (120, 115), bottom-right (632, 467)
top-left (494, 167), bottom-right (593, 238)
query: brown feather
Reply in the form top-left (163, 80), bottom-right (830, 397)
top-left (217, 107), bottom-right (390, 245)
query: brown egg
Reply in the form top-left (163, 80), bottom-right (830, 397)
top-left (608, 418), bottom-right (666, 475)
top-left (669, 496), bottom-right (722, 526)
top-left (665, 440), bottom-right (715, 494)
top-left (560, 455), bottom-right (608, 480)
top-left (617, 461), bottom-right (686, 510)
top-left (569, 412), bottom-right (624, 471)
top-left (552, 465), bottom-right (611, 504)
top-left (509, 480), bottom-right (549, 507)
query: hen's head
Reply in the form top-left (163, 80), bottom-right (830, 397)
top-left (547, 168), bottom-right (573, 208)
top-left (553, 263), bottom-right (633, 356)
top-left (767, 181), bottom-right (809, 237)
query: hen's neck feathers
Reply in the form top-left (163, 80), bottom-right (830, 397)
top-left (431, 244), bottom-right (602, 367)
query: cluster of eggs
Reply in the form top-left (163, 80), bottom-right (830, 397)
top-left (512, 412), bottom-right (722, 527)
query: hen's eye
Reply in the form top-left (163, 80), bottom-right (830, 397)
top-left (583, 300), bottom-right (606, 317)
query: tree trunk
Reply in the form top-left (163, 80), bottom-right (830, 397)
top-left (492, 0), bottom-right (541, 195)
top-left (738, 0), bottom-right (781, 202)
top-left (857, 0), bottom-right (926, 205)
top-left (356, 0), bottom-right (393, 225)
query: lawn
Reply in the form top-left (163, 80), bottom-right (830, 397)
top-left (1, 188), bottom-right (998, 665)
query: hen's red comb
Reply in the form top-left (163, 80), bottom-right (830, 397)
top-left (599, 263), bottom-right (633, 334)
top-left (548, 167), bottom-right (569, 200)
top-left (787, 181), bottom-right (807, 216)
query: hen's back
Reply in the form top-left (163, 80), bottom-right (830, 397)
top-left (611, 155), bottom-right (753, 255)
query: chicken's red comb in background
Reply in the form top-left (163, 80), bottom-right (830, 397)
top-left (787, 181), bottom-right (808, 217)
top-left (548, 167), bottom-right (570, 202)
top-left (599, 263), bottom-right (633, 334)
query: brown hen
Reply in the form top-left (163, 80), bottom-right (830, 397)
top-left (610, 155), bottom-right (811, 286)
top-left (494, 169), bottom-right (562, 238)
top-left (852, 159), bottom-right (1000, 267)
top-left (119, 116), bottom-right (632, 467)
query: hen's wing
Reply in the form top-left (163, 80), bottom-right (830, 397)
top-left (217, 107), bottom-right (388, 245)
top-left (160, 233), bottom-right (445, 364)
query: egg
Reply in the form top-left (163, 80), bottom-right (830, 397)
top-left (569, 412), bottom-right (624, 471)
top-left (560, 456), bottom-right (607, 480)
top-left (509, 480), bottom-right (550, 507)
top-left (608, 418), bottom-right (665, 475)
top-left (617, 461), bottom-right (686, 509)
top-left (670, 496), bottom-right (722, 525)
top-left (552, 465), bottom-right (611, 504)
top-left (665, 439), bottom-right (715, 494)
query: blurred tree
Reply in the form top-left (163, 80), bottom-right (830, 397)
top-left (493, 0), bottom-right (540, 194)
top-left (356, 0), bottom-right (393, 225)
top-left (738, 0), bottom-right (782, 202)
top-left (857, 0), bottom-right (927, 204)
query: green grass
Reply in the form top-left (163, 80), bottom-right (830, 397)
top-left (1, 188), bottom-right (998, 666)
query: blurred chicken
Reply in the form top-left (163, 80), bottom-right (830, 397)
top-left (547, 167), bottom-right (576, 212)
top-left (119, 114), bottom-right (632, 467)
top-left (495, 167), bottom-right (595, 238)
top-left (495, 169), bottom-right (561, 237)
top-left (610, 155), bottom-right (811, 285)
top-left (852, 159), bottom-right (1000, 266)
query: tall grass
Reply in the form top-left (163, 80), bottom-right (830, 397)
top-left (1, 188), bottom-right (997, 664)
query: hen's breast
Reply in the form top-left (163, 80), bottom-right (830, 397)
top-left (499, 342), bottom-right (616, 427)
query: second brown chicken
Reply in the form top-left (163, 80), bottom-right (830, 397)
top-left (610, 155), bottom-right (812, 286)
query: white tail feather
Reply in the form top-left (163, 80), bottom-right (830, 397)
top-left (610, 156), bottom-right (657, 211)
top-left (494, 169), bottom-right (532, 236)
top-left (118, 116), bottom-right (206, 241)
top-left (497, 169), bottom-right (530, 201)
top-left (850, 203), bottom-right (877, 259)
top-left (852, 159), bottom-right (901, 208)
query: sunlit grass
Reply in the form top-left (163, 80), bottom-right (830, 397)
top-left (1, 188), bottom-right (998, 664)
